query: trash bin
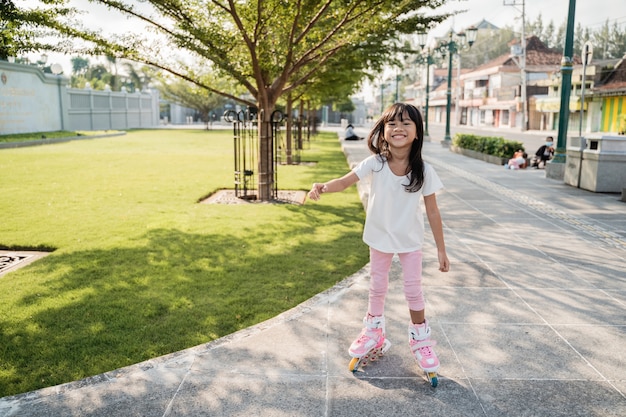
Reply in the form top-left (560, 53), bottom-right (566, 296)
top-left (577, 134), bottom-right (626, 193)
top-left (564, 136), bottom-right (586, 188)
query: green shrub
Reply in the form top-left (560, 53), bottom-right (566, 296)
top-left (452, 133), bottom-right (525, 158)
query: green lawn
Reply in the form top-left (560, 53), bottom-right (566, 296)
top-left (0, 129), bottom-right (368, 397)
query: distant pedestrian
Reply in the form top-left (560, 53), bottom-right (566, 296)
top-left (530, 137), bottom-right (555, 169)
top-left (505, 150), bottom-right (528, 170)
top-left (308, 103), bottom-right (449, 386)
top-left (344, 124), bottom-right (361, 141)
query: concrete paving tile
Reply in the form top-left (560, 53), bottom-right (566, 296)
top-left (613, 381), bottom-right (626, 397)
top-left (542, 245), bottom-right (626, 266)
top-left (515, 288), bottom-right (626, 325)
top-left (423, 261), bottom-right (507, 288)
top-left (471, 379), bottom-right (626, 417)
top-left (190, 324), bottom-right (331, 376)
top-left (526, 232), bottom-right (587, 247)
top-left (0, 363), bottom-right (188, 417)
top-left (436, 205), bottom-right (487, 219)
top-left (444, 243), bottom-right (488, 263)
top-left (441, 189), bottom-right (488, 201)
top-left (442, 218), bottom-right (498, 231)
top-left (327, 375), bottom-right (486, 417)
top-left (441, 324), bottom-right (602, 380)
top-left (455, 242), bottom-right (551, 265)
top-left (552, 325), bottom-right (626, 381)
top-left (487, 261), bottom-right (596, 289)
top-left (606, 290), bottom-right (626, 305)
top-left (567, 263), bottom-right (626, 290)
top-left (427, 287), bottom-right (545, 324)
top-left (168, 372), bottom-right (327, 417)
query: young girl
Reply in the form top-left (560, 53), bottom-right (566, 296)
top-left (308, 103), bottom-right (450, 379)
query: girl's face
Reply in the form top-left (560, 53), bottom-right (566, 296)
top-left (384, 112), bottom-right (417, 150)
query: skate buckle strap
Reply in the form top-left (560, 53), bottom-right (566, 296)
top-left (410, 339), bottom-right (436, 354)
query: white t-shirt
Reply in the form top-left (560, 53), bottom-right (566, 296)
top-left (353, 155), bottom-right (443, 253)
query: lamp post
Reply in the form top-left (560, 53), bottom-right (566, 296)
top-left (416, 33), bottom-right (434, 137)
top-left (441, 27), bottom-right (477, 146)
top-left (554, 0), bottom-right (577, 168)
top-left (50, 63), bottom-right (65, 130)
top-left (380, 79), bottom-right (385, 114)
top-left (395, 72), bottom-right (401, 103)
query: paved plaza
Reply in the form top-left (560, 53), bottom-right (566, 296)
top-left (1, 129), bottom-right (625, 416)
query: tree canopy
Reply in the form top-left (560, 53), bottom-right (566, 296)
top-left (7, 0), bottom-right (454, 199)
top-left (8, 0), bottom-right (451, 110)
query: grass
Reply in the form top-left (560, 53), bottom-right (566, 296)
top-left (0, 129), bottom-right (368, 397)
top-left (0, 130), bottom-right (120, 143)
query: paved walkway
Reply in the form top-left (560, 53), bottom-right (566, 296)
top-left (1, 129), bottom-right (625, 416)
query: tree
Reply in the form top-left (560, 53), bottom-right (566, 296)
top-left (11, 0), bottom-right (450, 200)
top-left (157, 76), bottom-right (228, 128)
top-left (0, 0), bottom-right (77, 60)
top-left (460, 26), bottom-right (517, 68)
top-left (71, 56), bottom-right (89, 75)
top-left (123, 62), bottom-right (154, 92)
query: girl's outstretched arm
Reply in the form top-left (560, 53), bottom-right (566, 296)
top-left (308, 172), bottom-right (359, 201)
top-left (424, 193), bottom-right (450, 272)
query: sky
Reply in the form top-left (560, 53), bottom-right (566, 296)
top-left (428, 0), bottom-right (623, 39)
top-left (24, 0), bottom-right (624, 74)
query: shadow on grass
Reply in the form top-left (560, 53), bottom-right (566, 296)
top-left (0, 200), bottom-right (368, 397)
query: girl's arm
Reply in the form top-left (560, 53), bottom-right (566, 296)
top-left (308, 171), bottom-right (359, 201)
top-left (424, 193), bottom-right (450, 272)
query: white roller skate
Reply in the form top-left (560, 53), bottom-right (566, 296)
top-left (408, 320), bottom-right (440, 387)
top-left (348, 315), bottom-right (392, 372)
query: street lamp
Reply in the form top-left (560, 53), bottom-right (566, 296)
top-left (50, 63), bottom-right (65, 130)
top-left (441, 26), bottom-right (477, 146)
top-left (416, 32), bottom-right (435, 137)
top-left (554, 0), bottom-right (577, 168)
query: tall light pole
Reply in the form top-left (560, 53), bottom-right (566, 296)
top-left (442, 26), bottom-right (477, 146)
top-left (554, 0), bottom-right (577, 166)
top-left (504, 0), bottom-right (527, 130)
top-left (417, 33), bottom-right (434, 137)
top-left (395, 72), bottom-right (401, 103)
top-left (380, 79), bottom-right (385, 114)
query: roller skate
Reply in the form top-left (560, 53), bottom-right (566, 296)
top-left (408, 320), bottom-right (439, 387)
top-left (348, 315), bottom-right (392, 372)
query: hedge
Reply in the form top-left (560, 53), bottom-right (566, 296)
top-left (452, 133), bottom-right (525, 158)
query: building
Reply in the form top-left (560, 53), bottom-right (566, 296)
top-left (590, 55), bottom-right (626, 133)
top-left (460, 36), bottom-right (566, 131)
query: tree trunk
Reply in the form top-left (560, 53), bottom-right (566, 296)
top-left (257, 108), bottom-right (274, 201)
top-left (285, 94), bottom-right (293, 165)
top-left (298, 100), bottom-right (304, 150)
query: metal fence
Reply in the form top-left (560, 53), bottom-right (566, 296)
top-left (226, 108), bottom-right (314, 200)
top-left (66, 88), bottom-right (159, 131)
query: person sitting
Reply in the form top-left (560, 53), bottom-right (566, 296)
top-left (530, 137), bottom-right (555, 169)
top-left (505, 150), bottom-right (528, 170)
top-left (344, 124), bottom-right (361, 141)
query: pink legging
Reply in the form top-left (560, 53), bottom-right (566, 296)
top-left (368, 247), bottom-right (424, 316)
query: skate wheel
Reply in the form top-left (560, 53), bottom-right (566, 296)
top-left (427, 372), bottom-right (438, 388)
top-left (348, 357), bottom-right (360, 373)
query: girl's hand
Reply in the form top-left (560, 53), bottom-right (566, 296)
top-left (438, 251), bottom-right (450, 272)
top-left (308, 183), bottom-right (327, 201)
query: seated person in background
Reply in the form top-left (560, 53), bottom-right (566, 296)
top-left (344, 124), bottom-right (361, 141)
top-left (531, 137), bottom-right (555, 169)
top-left (505, 150), bottom-right (528, 170)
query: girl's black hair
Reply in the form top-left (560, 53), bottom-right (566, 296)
top-left (366, 103), bottom-right (425, 192)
